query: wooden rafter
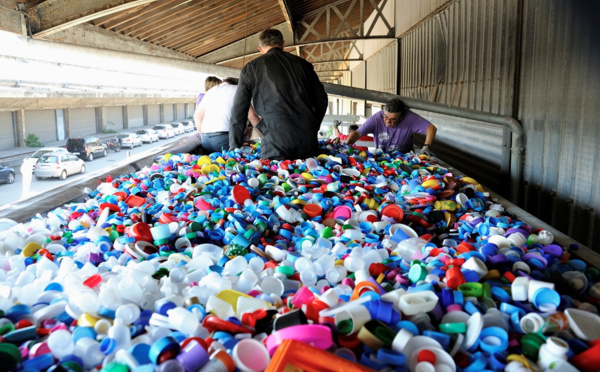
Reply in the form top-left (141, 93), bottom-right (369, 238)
top-left (95, 0), bottom-right (184, 29)
top-left (33, 0), bottom-right (159, 38)
top-left (277, 0), bottom-right (294, 33)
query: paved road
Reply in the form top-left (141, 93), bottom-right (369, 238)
top-left (0, 133), bottom-right (193, 206)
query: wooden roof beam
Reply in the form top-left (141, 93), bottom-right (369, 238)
top-left (147, 1), bottom-right (255, 45)
top-left (33, 0), bottom-right (159, 38)
top-left (277, 0), bottom-right (294, 33)
top-left (96, 0), bottom-right (184, 29)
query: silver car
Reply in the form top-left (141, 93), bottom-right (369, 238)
top-left (180, 120), bottom-right (195, 133)
top-left (153, 124), bottom-right (175, 139)
top-left (169, 122), bottom-right (185, 135)
top-left (136, 129), bottom-right (160, 143)
top-left (34, 152), bottom-right (86, 180)
top-left (22, 147), bottom-right (69, 172)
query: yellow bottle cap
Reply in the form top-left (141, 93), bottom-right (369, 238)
top-left (21, 242), bottom-right (42, 257)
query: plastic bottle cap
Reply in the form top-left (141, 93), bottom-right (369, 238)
top-left (381, 204), bottom-right (404, 222)
top-left (232, 338), bottom-right (270, 372)
top-left (232, 185), bottom-right (251, 204)
top-left (303, 204), bottom-right (323, 218)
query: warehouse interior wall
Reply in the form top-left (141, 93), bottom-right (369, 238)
top-left (336, 0), bottom-right (600, 248)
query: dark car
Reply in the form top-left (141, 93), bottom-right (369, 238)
top-left (0, 165), bottom-right (15, 184)
top-left (66, 137), bottom-right (108, 161)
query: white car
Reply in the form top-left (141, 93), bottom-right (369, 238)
top-left (117, 133), bottom-right (143, 148)
top-left (136, 129), bottom-right (160, 143)
top-left (34, 152), bottom-right (86, 180)
top-left (180, 120), bottom-right (195, 133)
top-left (153, 124), bottom-right (175, 139)
top-left (22, 147), bottom-right (69, 172)
top-left (169, 122), bottom-right (185, 135)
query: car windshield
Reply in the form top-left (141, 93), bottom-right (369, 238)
top-left (136, 130), bottom-right (146, 135)
top-left (117, 134), bottom-right (128, 139)
top-left (31, 149), bottom-right (53, 158)
top-left (39, 156), bottom-right (59, 164)
top-left (170, 123), bottom-right (178, 127)
top-left (153, 126), bottom-right (164, 130)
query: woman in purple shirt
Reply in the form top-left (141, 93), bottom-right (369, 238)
top-left (346, 98), bottom-right (437, 154)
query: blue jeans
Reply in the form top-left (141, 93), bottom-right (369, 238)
top-left (201, 132), bottom-right (229, 154)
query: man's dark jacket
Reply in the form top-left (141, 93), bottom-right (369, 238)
top-left (229, 48), bottom-right (328, 160)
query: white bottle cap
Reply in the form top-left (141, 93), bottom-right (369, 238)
top-left (232, 338), bottom-right (270, 372)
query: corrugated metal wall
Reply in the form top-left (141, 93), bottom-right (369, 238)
top-left (352, 63), bottom-right (367, 116)
top-left (393, 0), bottom-right (600, 247)
top-left (147, 105), bottom-right (161, 125)
top-left (352, 63), bottom-right (366, 89)
top-left (340, 72), bottom-right (353, 115)
top-left (163, 104), bottom-right (174, 122)
top-left (69, 108), bottom-right (97, 137)
top-left (128, 105), bottom-right (144, 128)
top-left (400, 0), bottom-right (519, 115)
top-left (519, 0), bottom-right (600, 247)
top-left (396, 0), bottom-right (519, 200)
top-left (106, 107), bottom-right (124, 130)
top-left (0, 112), bottom-right (14, 150)
top-left (26, 110), bottom-right (57, 142)
top-left (366, 41), bottom-right (397, 94)
top-left (396, 0), bottom-right (453, 37)
top-left (176, 103), bottom-right (185, 120)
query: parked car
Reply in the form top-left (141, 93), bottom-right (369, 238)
top-left (153, 124), bottom-right (175, 139)
top-left (117, 133), bottom-right (143, 148)
top-left (180, 120), bottom-right (195, 133)
top-left (136, 129), bottom-right (160, 143)
top-left (169, 122), bottom-right (185, 135)
top-left (66, 137), bottom-right (108, 161)
top-left (0, 165), bottom-right (15, 184)
top-left (33, 152), bottom-right (86, 180)
top-left (22, 147), bottom-right (69, 171)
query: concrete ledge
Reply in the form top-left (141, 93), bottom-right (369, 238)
top-left (0, 135), bottom-right (199, 223)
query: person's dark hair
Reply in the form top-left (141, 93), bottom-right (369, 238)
top-left (205, 76), bottom-right (222, 92)
top-left (259, 29), bottom-right (284, 49)
top-left (349, 124), bottom-right (359, 132)
top-left (223, 77), bottom-right (239, 85)
top-left (384, 98), bottom-right (407, 114)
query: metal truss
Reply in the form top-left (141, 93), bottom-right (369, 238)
top-left (295, 0), bottom-right (394, 44)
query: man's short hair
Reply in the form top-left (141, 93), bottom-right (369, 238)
top-left (349, 124), bottom-right (359, 132)
top-left (384, 99), bottom-right (407, 114)
top-left (223, 77), bottom-right (239, 85)
top-left (259, 29), bottom-right (284, 49)
top-left (205, 76), bottom-right (222, 92)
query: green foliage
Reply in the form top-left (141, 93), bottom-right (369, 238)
top-left (102, 121), bottom-right (118, 134)
top-left (25, 133), bottom-right (44, 147)
top-left (188, 116), bottom-right (193, 119)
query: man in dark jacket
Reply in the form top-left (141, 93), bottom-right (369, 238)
top-left (229, 29), bottom-right (328, 160)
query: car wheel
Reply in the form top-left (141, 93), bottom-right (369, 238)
top-left (88, 153), bottom-right (94, 161)
top-left (7, 172), bottom-right (15, 184)
top-left (103, 149), bottom-right (108, 157)
top-left (80, 164), bottom-right (86, 174)
top-left (35, 176), bottom-right (42, 181)
top-left (59, 170), bottom-right (67, 180)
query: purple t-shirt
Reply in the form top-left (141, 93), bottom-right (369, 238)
top-left (196, 93), bottom-right (205, 106)
top-left (358, 110), bottom-right (430, 153)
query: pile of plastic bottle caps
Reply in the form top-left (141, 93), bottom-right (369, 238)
top-left (1, 140), bottom-right (600, 372)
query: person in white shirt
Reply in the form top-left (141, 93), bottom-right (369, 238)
top-left (193, 78), bottom-right (259, 154)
